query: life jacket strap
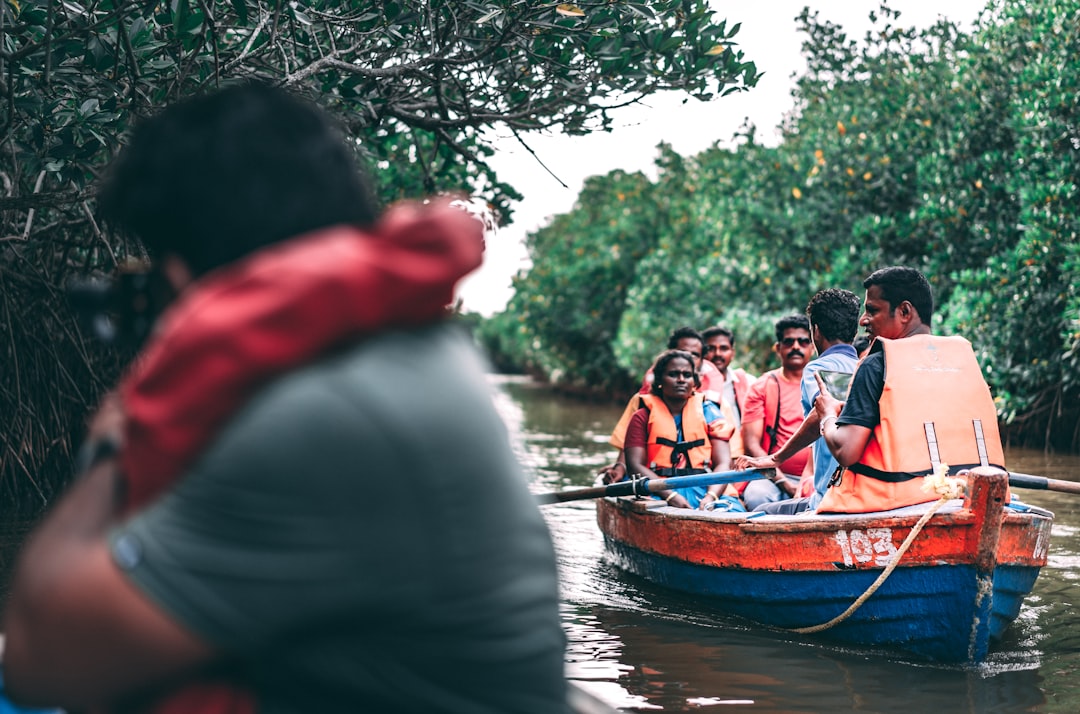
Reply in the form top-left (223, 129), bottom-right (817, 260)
top-left (924, 421), bottom-right (942, 474)
top-left (655, 436), bottom-right (706, 470)
top-left (652, 466), bottom-right (709, 477)
top-left (972, 419), bottom-right (990, 467)
top-left (848, 461), bottom-right (1008, 483)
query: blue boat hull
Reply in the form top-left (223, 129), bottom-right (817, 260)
top-left (596, 471), bottom-right (1053, 664)
top-left (603, 536), bottom-right (1041, 663)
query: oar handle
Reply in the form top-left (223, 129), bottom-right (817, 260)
top-left (1009, 472), bottom-right (1080, 495)
top-left (535, 469), bottom-right (770, 505)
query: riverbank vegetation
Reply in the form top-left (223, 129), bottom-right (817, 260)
top-left (478, 0), bottom-right (1080, 451)
top-left (0, 1), bottom-right (759, 510)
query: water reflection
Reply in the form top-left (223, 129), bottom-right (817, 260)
top-left (492, 377), bottom-right (1080, 713)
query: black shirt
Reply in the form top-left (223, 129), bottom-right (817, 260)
top-left (838, 345), bottom-right (885, 429)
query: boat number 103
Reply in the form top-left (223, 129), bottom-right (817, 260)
top-left (834, 528), bottom-right (897, 567)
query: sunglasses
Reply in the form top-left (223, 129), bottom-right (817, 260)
top-left (780, 337), bottom-right (812, 347)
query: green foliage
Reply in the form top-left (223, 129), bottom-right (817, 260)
top-left (503, 169), bottom-right (658, 393)
top-left (492, 0), bottom-right (1080, 449)
top-left (0, 0), bottom-right (760, 506)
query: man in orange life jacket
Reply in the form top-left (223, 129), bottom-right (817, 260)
top-left (814, 266), bottom-right (1007, 513)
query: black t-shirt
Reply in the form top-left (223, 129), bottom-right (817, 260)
top-left (838, 347), bottom-right (885, 429)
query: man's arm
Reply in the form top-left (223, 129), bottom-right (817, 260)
top-left (738, 379), bottom-right (768, 458)
top-left (2, 458), bottom-right (213, 709)
top-left (814, 372), bottom-right (873, 467)
top-left (597, 451), bottom-right (627, 484)
top-left (735, 411), bottom-right (820, 471)
top-left (740, 418), bottom-right (767, 457)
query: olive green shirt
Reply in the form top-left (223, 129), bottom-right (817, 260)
top-left (110, 324), bottom-right (567, 713)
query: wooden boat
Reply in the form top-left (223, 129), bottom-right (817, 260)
top-left (596, 470), bottom-right (1053, 664)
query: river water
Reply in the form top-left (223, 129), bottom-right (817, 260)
top-left (491, 376), bottom-right (1080, 713)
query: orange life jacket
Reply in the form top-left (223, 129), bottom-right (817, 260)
top-left (637, 393), bottom-right (714, 475)
top-left (817, 335), bottom-right (1006, 514)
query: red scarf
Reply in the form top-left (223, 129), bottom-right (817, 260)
top-left (113, 200), bottom-right (483, 712)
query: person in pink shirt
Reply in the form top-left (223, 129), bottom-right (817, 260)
top-left (701, 325), bottom-right (756, 430)
top-left (738, 315), bottom-right (814, 509)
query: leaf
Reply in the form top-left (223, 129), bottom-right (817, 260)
top-left (476, 9), bottom-right (502, 24)
top-left (555, 4), bottom-right (584, 18)
top-left (230, 0), bottom-right (248, 25)
top-left (705, 44), bottom-right (727, 56)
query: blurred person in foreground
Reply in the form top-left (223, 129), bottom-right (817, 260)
top-left (2, 83), bottom-right (568, 713)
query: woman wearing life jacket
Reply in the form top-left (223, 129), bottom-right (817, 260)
top-left (623, 350), bottom-right (739, 510)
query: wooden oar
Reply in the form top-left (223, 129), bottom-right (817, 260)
top-left (1009, 472), bottom-right (1080, 495)
top-left (535, 469), bottom-right (770, 505)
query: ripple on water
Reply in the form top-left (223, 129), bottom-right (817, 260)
top-left (500, 378), bottom-right (1080, 712)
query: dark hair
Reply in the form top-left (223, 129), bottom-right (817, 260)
top-left (651, 350), bottom-right (700, 395)
top-left (701, 325), bottom-right (735, 344)
top-left (98, 82), bottom-right (378, 277)
top-left (666, 326), bottom-right (703, 350)
top-left (806, 289), bottom-right (860, 343)
top-left (774, 314), bottom-right (810, 343)
top-left (863, 266), bottom-right (934, 325)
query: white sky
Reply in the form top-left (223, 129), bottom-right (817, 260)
top-left (456, 0), bottom-right (989, 316)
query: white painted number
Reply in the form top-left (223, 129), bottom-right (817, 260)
top-left (835, 528), bottom-right (897, 567)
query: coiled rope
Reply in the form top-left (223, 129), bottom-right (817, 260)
top-left (790, 465), bottom-right (966, 634)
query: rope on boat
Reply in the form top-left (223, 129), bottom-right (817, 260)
top-left (789, 465), bottom-right (966, 634)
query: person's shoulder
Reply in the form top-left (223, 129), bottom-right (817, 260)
top-left (802, 358), bottom-right (826, 381)
top-left (702, 398), bottom-right (724, 420)
top-left (851, 349), bottom-right (885, 386)
top-left (749, 368), bottom-right (775, 386)
top-left (745, 375), bottom-right (765, 396)
top-left (860, 349), bottom-right (885, 368)
top-left (807, 350), bottom-right (857, 373)
top-left (247, 322), bottom-right (486, 425)
top-left (733, 367), bottom-right (757, 382)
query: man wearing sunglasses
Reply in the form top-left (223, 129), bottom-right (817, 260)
top-left (738, 315), bottom-right (814, 509)
top-left (736, 289), bottom-right (861, 513)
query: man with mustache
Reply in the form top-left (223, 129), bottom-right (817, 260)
top-left (701, 325), bottom-right (755, 433)
top-left (735, 289), bottom-right (861, 513)
top-left (739, 315), bottom-right (814, 510)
